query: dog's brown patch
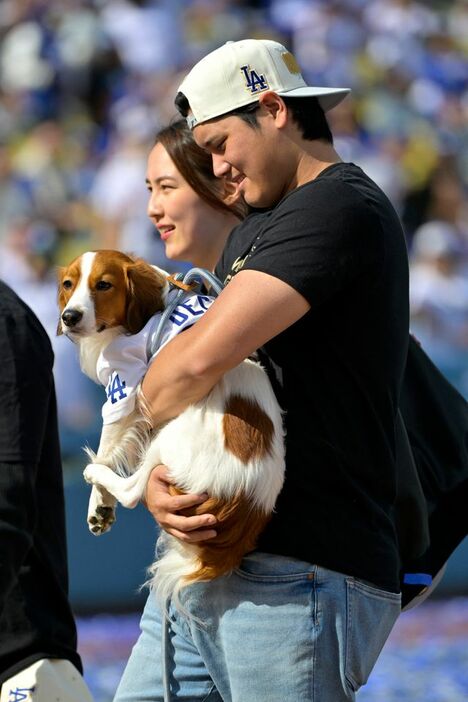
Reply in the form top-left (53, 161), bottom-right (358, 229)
top-left (57, 256), bottom-right (84, 334)
top-left (91, 251), bottom-right (167, 334)
top-left (169, 485), bottom-right (271, 582)
top-left (223, 395), bottom-right (274, 464)
top-left (89, 251), bottom-right (132, 330)
top-left (57, 257), bottom-right (82, 310)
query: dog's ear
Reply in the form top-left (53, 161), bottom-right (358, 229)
top-left (125, 259), bottom-right (168, 334)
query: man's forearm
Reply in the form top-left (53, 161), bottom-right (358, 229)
top-left (141, 269), bottom-right (310, 427)
top-left (141, 324), bottom-right (224, 427)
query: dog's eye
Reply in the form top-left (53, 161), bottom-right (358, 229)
top-left (96, 281), bottom-right (112, 291)
top-left (63, 280), bottom-right (73, 290)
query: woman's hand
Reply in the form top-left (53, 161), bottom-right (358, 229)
top-left (144, 464), bottom-right (217, 542)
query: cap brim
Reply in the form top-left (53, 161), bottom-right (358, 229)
top-left (277, 86), bottom-right (350, 112)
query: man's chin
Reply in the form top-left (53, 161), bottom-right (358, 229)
top-left (245, 191), bottom-right (275, 210)
top-left (243, 186), bottom-right (260, 208)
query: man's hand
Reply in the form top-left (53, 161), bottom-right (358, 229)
top-left (144, 464), bottom-right (217, 542)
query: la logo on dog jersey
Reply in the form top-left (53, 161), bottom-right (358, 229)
top-left (106, 372), bottom-right (127, 405)
top-left (8, 688), bottom-right (35, 702)
top-left (240, 64), bottom-right (269, 94)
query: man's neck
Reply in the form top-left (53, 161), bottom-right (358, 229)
top-left (294, 141), bottom-right (342, 190)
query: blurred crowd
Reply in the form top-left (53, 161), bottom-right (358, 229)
top-left (0, 0), bottom-right (467, 458)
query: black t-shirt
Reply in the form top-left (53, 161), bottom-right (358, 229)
top-left (0, 281), bottom-right (82, 683)
top-left (216, 162), bottom-right (409, 592)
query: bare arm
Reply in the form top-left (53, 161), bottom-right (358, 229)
top-left (142, 269), bottom-right (310, 424)
top-left (142, 268), bottom-right (310, 540)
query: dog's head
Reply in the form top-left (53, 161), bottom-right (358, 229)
top-left (57, 250), bottom-right (169, 339)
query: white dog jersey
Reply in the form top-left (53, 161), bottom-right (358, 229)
top-left (96, 291), bottom-right (214, 424)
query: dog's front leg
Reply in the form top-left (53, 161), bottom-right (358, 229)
top-left (84, 461), bottom-right (154, 510)
top-left (84, 422), bottom-right (124, 535)
top-left (84, 432), bottom-right (163, 510)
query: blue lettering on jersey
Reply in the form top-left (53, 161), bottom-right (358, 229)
top-left (169, 308), bottom-right (189, 326)
top-left (106, 372), bottom-right (128, 404)
top-left (197, 295), bottom-right (212, 311)
top-left (170, 295), bottom-right (212, 326)
top-left (8, 688), bottom-right (35, 702)
top-left (180, 300), bottom-right (203, 316)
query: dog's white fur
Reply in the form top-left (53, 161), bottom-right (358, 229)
top-left (58, 250), bottom-right (285, 608)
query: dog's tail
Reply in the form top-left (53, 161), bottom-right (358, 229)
top-left (146, 536), bottom-right (203, 621)
top-left (147, 491), bottom-right (271, 620)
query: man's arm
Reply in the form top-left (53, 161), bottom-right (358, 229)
top-left (142, 269), bottom-right (310, 541)
top-left (142, 268), bottom-right (310, 425)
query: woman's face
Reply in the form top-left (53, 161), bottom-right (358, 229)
top-left (146, 142), bottom-right (234, 266)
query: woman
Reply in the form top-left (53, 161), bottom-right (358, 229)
top-left (113, 121), bottom-right (249, 702)
top-left (145, 119), bottom-right (245, 271)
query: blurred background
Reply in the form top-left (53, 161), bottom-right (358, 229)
top-left (0, 0), bottom-right (466, 700)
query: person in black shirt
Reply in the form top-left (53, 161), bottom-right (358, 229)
top-left (0, 280), bottom-right (93, 701)
top-left (118, 39), bottom-right (450, 702)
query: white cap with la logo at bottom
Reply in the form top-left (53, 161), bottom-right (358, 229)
top-left (178, 39), bottom-right (350, 129)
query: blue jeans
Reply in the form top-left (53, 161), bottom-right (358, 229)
top-left (114, 552), bottom-right (401, 702)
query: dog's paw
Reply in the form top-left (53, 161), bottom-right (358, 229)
top-left (87, 483), bottom-right (117, 535)
top-left (87, 504), bottom-right (116, 535)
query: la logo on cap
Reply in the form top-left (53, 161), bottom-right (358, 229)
top-left (240, 65), bottom-right (269, 94)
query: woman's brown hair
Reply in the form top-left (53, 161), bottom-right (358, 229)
top-left (155, 120), bottom-right (246, 221)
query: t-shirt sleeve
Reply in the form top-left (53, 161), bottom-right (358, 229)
top-left (240, 180), bottom-right (384, 307)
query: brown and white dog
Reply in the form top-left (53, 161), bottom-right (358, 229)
top-left (58, 250), bottom-right (285, 607)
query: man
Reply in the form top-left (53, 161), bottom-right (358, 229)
top-left (0, 280), bottom-right (93, 701)
top-left (115, 39), bottom-right (408, 702)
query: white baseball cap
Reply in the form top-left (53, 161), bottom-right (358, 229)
top-left (178, 39), bottom-right (350, 129)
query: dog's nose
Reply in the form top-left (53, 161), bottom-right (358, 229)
top-left (62, 309), bottom-right (83, 327)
